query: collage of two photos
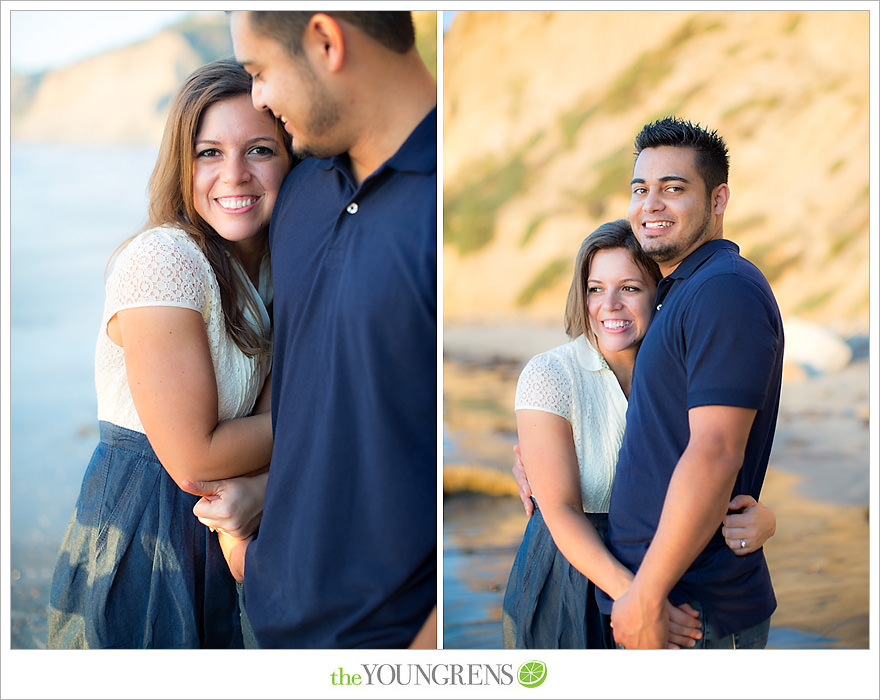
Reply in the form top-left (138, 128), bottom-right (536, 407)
top-left (3, 7), bottom-right (874, 693)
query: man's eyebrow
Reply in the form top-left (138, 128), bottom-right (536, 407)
top-left (630, 175), bottom-right (691, 186)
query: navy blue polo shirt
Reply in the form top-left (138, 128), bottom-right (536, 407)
top-left (243, 108), bottom-right (437, 648)
top-left (597, 239), bottom-right (783, 637)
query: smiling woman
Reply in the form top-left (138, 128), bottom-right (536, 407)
top-left (191, 94), bottom-right (290, 280)
top-left (46, 58), bottom-right (295, 649)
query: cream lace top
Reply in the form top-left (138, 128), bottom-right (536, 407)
top-left (94, 226), bottom-right (272, 434)
top-left (515, 335), bottom-right (628, 513)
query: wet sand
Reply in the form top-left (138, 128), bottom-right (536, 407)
top-left (442, 324), bottom-right (871, 649)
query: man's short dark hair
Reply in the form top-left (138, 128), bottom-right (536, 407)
top-left (634, 117), bottom-right (730, 194)
top-left (248, 11), bottom-right (415, 57)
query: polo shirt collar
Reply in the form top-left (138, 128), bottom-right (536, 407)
top-left (573, 334), bottom-right (609, 372)
top-left (664, 238), bottom-right (739, 281)
top-left (317, 106), bottom-right (437, 180)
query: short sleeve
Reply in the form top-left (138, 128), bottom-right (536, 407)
top-left (515, 351), bottom-right (573, 421)
top-left (106, 229), bottom-right (209, 318)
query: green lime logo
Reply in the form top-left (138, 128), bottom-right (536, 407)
top-left (517, 660), bottom-right (547, 688)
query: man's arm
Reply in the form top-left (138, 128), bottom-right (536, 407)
top-left (610, 404), bottom-right (756, 648)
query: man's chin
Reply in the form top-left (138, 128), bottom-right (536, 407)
top-left (641, 243), bottom-right (676, 263)
top-left (292, 143), bottom-right (332, 161)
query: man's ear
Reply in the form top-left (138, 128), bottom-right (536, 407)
top-left (306, 13), bottom-right (345, 72)
top-left (711, 183), bottom-right (730, 215)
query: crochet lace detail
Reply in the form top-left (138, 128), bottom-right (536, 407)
top-left (108, 227), bottom-right (208, 311)
top-left (515, 339), bottom-right (626, 512)
top-left (94, 227), bottom-right (270, 433)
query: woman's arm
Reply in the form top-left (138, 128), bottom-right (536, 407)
top-left (115, 305), bottom-right (272, 486)
top-left (517, 409), bottom-right (701, 647)
top-left (516, 409), bottom-right (635, 601)
top-left (722, 494), bottom-right (776, 555)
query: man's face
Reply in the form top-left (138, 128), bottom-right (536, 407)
top-left (628, 146), bottom-right (720, 274)
top-left (230, 11), bottom-right (340, 160)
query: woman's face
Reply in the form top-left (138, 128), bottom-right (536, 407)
top-left (192, 94), bottom-right (291, 247)
top-left (586, 247), bottom-right (658, 356)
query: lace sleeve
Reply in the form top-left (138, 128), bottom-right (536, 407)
top-left (515, 351), bottom-right (572, 421)
top-left (106, 228), bottom-right (209, 317)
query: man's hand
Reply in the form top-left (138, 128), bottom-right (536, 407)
top-left (610, 583), bottom-right (668, 649)
top-left (512, 444), bottom-right (534, 516)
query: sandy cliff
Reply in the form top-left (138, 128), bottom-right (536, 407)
top-left (12, 11), bottom-right (438, 146)
top-left (443, 10), bottom-right (870, 333)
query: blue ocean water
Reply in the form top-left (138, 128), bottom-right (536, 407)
top-left (8, 142), bottom-right (159, 647)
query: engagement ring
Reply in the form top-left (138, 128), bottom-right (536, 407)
top-left (739, 538), bottom-right (746, 549)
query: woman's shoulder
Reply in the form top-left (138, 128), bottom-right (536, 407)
top-left (518, 339), bottom-right (580, 390)
top-left (523, 337), bottom-right (582, 370)
top-left (108, 226), bottom-right (213, 292)
top-left (115, 226), bottom-right (205, 268)
top-left (516, 339), bottom-right (580, 414)
top-left (128, 225), bottom-right (198, 252)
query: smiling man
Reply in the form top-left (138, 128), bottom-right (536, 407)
top-left (595, 117), bottom-right (784, 649)
top-left (214, 10), bottom-right (437, 649)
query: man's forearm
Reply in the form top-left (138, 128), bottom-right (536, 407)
top-left (635, 405), bottom-right (755, 603)
top-left (632, 445), bottom-right (740, 601)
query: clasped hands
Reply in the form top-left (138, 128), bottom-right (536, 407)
top-left (511, 445), bottom-right (702, 649)
top-left (180, 471), bottom-right (268, 581)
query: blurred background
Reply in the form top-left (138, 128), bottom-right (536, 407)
top-left (442, 9), bottom-right (872, 651)
top-left (3, 8), bottom-right (437, 651)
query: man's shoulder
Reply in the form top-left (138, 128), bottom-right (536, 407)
top-left (684, 242), bottom-right (777, 303)
top-left (274, 158), bottom-right (340, 211)
top-left (283, 157), bottom-right (332, 187)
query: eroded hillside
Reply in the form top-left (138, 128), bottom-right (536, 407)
top-left (443, 10), bottom-right (870, 334)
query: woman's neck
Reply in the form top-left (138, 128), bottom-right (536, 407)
top-left (228, 236), bottom-right (266, 287)
top-left (597, 343), bottom-right (638, 399)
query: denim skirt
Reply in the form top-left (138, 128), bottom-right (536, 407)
top-left (502, 500), bottom-right (612, 649)
top-left (48, 422), bottom-right (243, 648)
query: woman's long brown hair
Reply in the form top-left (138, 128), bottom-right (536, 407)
top-left (117, 58), bottom-right (293, 357)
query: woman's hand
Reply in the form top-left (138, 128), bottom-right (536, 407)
top-left (181, 471), bottom-right (268, 540)
top-left (666, 601), bottom-right (702, 649)
top-left (722, 494), bottom-right (776, 556)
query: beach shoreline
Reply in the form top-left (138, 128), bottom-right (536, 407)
top-left (442, 319), bottom-right (871, 649)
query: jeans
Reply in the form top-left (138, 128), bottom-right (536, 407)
top-left (607, 601), bottom-right (771, 649)
top-left (688, 601), bottom-right (771, 649)
top-left (236, 581), bottom-right (260, 649)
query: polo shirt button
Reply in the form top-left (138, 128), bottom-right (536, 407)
top-left (656, 303), bottom-right (662, 311)
top-left (346, 202), bottom-right (359, 214)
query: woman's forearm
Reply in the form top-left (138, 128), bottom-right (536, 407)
top-left (541, 502), bottom-right (633, 600)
